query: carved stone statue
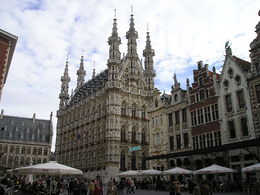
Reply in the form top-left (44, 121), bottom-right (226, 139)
top-left (225, 41), bottom-right (232, 55)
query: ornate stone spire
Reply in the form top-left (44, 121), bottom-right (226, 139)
top-left (126, 12), bottom-right (138, 58)
top-left (77, 55), bottom-right (86, 89)
top-left (249, 11), bottom-right (260, 75)
top-left (143, 29), bottom-right (155, 91)
top-left (59, 59), bottom-right (70, 109)
top-left (92, 61), bottom-right (96, 79)
top-left (107, 9), bottom-right (121, 65)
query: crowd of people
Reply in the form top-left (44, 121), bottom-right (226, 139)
top-left (0, 174), bottom-right (259, 195)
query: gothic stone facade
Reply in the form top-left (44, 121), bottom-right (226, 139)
top-left (55, 14), bottom-right (155, 181)
top-left (0, 111), bottom-right (52, 170)
top-left (249, 12), bottom-right (260, 138)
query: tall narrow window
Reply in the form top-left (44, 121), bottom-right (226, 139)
top-left (131, 153), bottom-right (136, 170)
top-left (225, 95), bottom-right (233, 112)
top-left (212, 104), bottom-right (219, 120)
top-left (176, 135), bottom-right (181, 149)
top-left (237, 90), bottom-right (245, 109)
top-left (175, 111), bottom-right (180, 125)
top-left (228, 121), bottom-right (236, 139)
top-left (182, 108), bottom-right (187, 123)
top-left (169, 136), bottom-right (174, 150)
top-left (141, 130), bottom-right (146, 144)
top-left (120, 152), bottom-right (126, 170)
top-left (241, 117), bottom-right (249, 136)
top-left (191, 111), bottom-right (197, 126)
top-left (168, 113), bottom-right (173, 126)
top-left (183, 133), bottom-right (189, 148)
top-left (256, 84), bottom-right (260, 103)
top-left (199, 90), bottom-right (205, 100)
top-left (255, 63), bottom-right (260, 74)
top-left (121, 128), bottom-right (126, 141)
top-left (132, 130), bottom-right (136, 142)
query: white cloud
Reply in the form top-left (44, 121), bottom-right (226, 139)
top-left (0, 0), bottom-right (259, 151)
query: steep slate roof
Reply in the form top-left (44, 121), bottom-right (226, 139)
top-left (68, 69), bottom-right (109, 105)
top-left (0, 115), bottom-right (52, 143)
top-left (233, 56), bottom-right (251, 71)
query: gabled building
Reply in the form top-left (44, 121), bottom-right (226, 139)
top-left (166, 75), bottom-right (191, 169)
top-left (148, 89), bottom-right (168, 171)
top-left (218, 46), bottom-right (256, 175)
top-left (55, 14), bottom-right (155, 181)
top-left (189, 61), bottom-right (222, 169)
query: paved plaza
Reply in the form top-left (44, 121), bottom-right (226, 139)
top-left (122, 190), bottom-right (249, 195)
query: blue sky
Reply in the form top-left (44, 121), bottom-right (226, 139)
top-left (0, 0), bottom-right (259, 151)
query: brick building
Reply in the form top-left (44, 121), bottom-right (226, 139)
top-left (0, 29), bottom-right (17, 100)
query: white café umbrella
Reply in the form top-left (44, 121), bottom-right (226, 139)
top-left (118, 170), bottom-right (140, 177)
top-left (194, 164), bottom-right (237, 174)
top-left (164, 167), bottom-right (193, 175)
top-left (140, 169), bottom-right (163, 176)
top-left (10, 161), bottom-right (83, 175)
top-left (242, 163), bottom-right (260, 172)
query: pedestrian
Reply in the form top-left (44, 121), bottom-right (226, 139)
top-left (81, 179), bottom-right (88, 195)
top-left (118, 179), bottom-right (125, 195)
top-left (107, 181), bottom-right (118, 195)
top-left (193, 182), bottom-right (201, 195)
top-left (169, 180), bottom-right (176, 195)
top-left (89, 179), bottom-right (95, 195)
top-left (175, 181), bottom-right (182, 195)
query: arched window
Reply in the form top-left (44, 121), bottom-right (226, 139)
top-left (141, 129), bottom-right (146, 144)
top-left (131, 152), bottom-right (136, 170)
top-left (2, 155), bottom-right (6, 165)
top-left (20, 157), bottom-right (25, 166)
top-left (43, 158), bottom-right (47, 163)
top-left (120, 151), bottom-right (126, 170)
top-left (142, 152), bottom-right (146, 170)
top-left (14, 156), bottom-right (19, 165)
top-left (121, 102), bottom-right (127, 116)
top-left (141, 105), bottom-right (146, 119)
top-left (38, 147), bottom-right (42, 155)
top-left (174, 94), bottom-right (178, 102)
top-left (8, 156), bottom-right (13, 165)
top-left (37, 158), bottom-right (42, 164)
top-left (121, 126), bottom-right (126, 141)
top-left (132, 128), bottom-right (136, 142)
top-left (33, 147), bottom-right (37, 155)
top-left (131, 104), bottom-right (137, 117)
top-left (26, 157), bottom-right (30, 165)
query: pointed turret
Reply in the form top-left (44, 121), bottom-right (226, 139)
top-left (143, 30), bottom-right (155, 91)
top-left (77, 55), bottom-right (86, 89)
top-left (126, 14), bottom-right (138, 58)
top-left (249, 11), bottom-right (260, 75)
top-left (107, 10), bottom-right (121, 81)
top-left (59, 59), bottom-right (70, 109)
top-left (107, 11), bottom-right (121, 65)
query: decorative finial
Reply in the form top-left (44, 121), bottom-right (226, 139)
top-left (225, 40), bottom-right (232, 56)
top-left (66, 53), bottom-right (69, 61)
top-left (81, 49), bottom-right (84, 56)
top-left (131, 5), bottom-right (133, 15)
top-left (173, 73), bottom-right (177, 84)
top-left (114, 9), bottom-right (117, 18)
